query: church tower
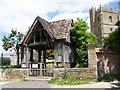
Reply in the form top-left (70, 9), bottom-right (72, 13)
top-left (90, 5), bottom-right (118, 44)
top-left (118, 1), bottom-right (120, 16)
top-left (118, 1), bottom-right (120, 20)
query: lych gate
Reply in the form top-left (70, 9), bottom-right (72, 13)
top-left (19, 16), bottom-right (75, 76)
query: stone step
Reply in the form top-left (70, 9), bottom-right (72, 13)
top-left (25, 76), bottom-right (52, 81)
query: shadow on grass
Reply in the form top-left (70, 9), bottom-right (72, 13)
top-left (97, 73), bottom-right (120, 82)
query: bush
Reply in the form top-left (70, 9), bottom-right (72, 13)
top-left (98, 73), bottom-right (120, 82)
top-left (49, 70), bottom-right (96, 85)
top-left (0, 65), bottom-right (17, 68)
top-left (79, 73), bottom-right (94, 80)
top-left (0, 57), bottom-right (10, 66)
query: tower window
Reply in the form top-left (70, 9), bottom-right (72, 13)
top-left (109, 16), bottom-right (112, 23)
top-left (110, 28), bottom-right (112, 31)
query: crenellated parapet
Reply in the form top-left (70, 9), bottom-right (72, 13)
top-left (91, 6), bottom-right (117, 13)
top-left (101, 7), bottom-right (117, 13)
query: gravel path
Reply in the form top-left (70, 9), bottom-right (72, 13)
top-left (0, 81), bottom-right (120, 89)
top-left (0, 81), bottom-right (51, 89)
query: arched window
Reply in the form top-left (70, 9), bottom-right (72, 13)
top-left (109, 16), bottom-right (112, 23)
top-left (110, 28), bottom-right (112, 32)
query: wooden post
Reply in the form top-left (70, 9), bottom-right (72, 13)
top-left (62, 42), bottom-right (65, 67)
top-left (54, 43), bottom-right (58, 67)
top-left (30, 48), bottom-right (33, 62)
top-left (26, 47), bottom-right (29, 68)
top-left (43, 47), bottom-right (46, 65)
top-left (38, 50), bottom-right (41, 68)
top-left (30, 48), bottom-right (33, 68)
top-left (40, 63), bottom-right (42, 76)
top-left (43, 47), bottom-right (47, 75)
top-left (38, 50), bottom-right (41, 62)
top-left (29, 62), bottom-right (32, 75)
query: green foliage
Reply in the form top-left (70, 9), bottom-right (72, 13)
top-left (2, 29), bottom-right (23, 67)
top-left (71, 18), bottom-right (97, 67)
top-left (0, 65), bottom-right (17, 68)
top-left (0, 57), bottom-right (10, 66)
top-left (46, 49), bottom-right (54, 60)
top-left (103, 26), bottom-right (120, 52)
top-left (49, 71), bottom-right (96, 85)
top-left (79, 72), bottom-right (95, 80)
top-left (2, 28), bottom-right (23, 52)
top-left (98, 73), bottom-right (120, 82)
top-left (115, 21), bottom-right (120, 26)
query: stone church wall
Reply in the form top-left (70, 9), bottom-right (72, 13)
top-left (88, 44), bottom-right (120, 77)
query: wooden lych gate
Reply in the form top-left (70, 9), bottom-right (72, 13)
top-left (19, 16), bottom-right (75, 77)
top-left (29, 62), bottom-right (54, 76)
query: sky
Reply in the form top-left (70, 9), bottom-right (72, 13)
top-left (0, 0), bottom-right (119, 55)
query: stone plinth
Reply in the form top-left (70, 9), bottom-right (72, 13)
top-left (0, 68), bottom-right (29, 80)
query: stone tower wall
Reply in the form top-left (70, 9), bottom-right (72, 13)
top-left (90, 6), bottom-right (118, 43)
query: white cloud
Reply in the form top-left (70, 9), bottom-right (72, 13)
top-left (50, 12), bottom-right (89, 21)
top-left (0, 0), bottom-right (115, 34)
top-left (0, 0), bottom-right (116, 53)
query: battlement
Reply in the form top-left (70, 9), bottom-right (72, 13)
top-left (101, 7), bottom-right (117, 13)
top-left (90, 3), bottom-right (118, 44)
top-left (90, 6), bottom-right (117, 13)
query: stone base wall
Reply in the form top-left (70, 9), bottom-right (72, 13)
top-left (53, 68), bottom-right (97, 79)
top-left (96, 49), bottom-right (120, 76)
top-left (88, 44), bottom-right (120, 77)
top-left (0, 68), bottom-right (29, 80)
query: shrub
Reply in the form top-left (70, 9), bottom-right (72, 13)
top-left (79, 73), bottom-right (94, 80)
top-left (0, 57), bottom-right (10, 66)
top-left (98, 73), bottom-right (120, 82)
top-left (49, 70), bottom-right (96, 85)
top-left (0, 65), bottom-right (17, 68)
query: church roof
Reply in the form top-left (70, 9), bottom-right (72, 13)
top-left (20, 16), bottom-right (73, 45)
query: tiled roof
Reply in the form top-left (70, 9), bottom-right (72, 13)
top-left (20, 16), bottom-right (73, 44)
top-left (38, 16), bottom-right (72, 40)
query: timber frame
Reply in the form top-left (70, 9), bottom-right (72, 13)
top-left (19, 16), bottom-right (75, 76)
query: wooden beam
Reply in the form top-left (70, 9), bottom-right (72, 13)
top-left (29, 41), bottom-right (54, 47)
top-left (38, 18), bottom-right (54, 39)
top-left (34, 33), bottom-right (36, 43)
top-left (23, 19), bottom-right (39, 44)
top-left (40, 29), bottom-right (42, 42)
top-left (33, 28), bottom-right (43, 32)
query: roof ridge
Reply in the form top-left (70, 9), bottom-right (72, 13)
top-left (49, 19), bottom-right (72, 23)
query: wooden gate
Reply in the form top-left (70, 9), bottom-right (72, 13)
top-left (29, 62), bottom-right (54, 77)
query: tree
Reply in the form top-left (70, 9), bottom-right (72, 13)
top-left (71, 18), bottom-right (97, 67)
top-left (103, 21), bottom-right (120, 52)
top-left (2, 29), bottom-right (24, 67)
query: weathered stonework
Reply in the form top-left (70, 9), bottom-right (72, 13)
top-left (90, 6), bottom-right (118, 43)
top-left (0, 68), bottom-right (29, 80)
top-left (96, 48), bottom-right (120, 76)
top-left (53, 68), bottom-right (97, 79)
top-left (88, 44), bottom-right (98, 76)
top-left (88, 44), bottom-right (120, 77)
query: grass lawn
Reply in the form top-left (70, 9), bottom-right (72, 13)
top-left (49, 77), bottom-right (97, 85)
